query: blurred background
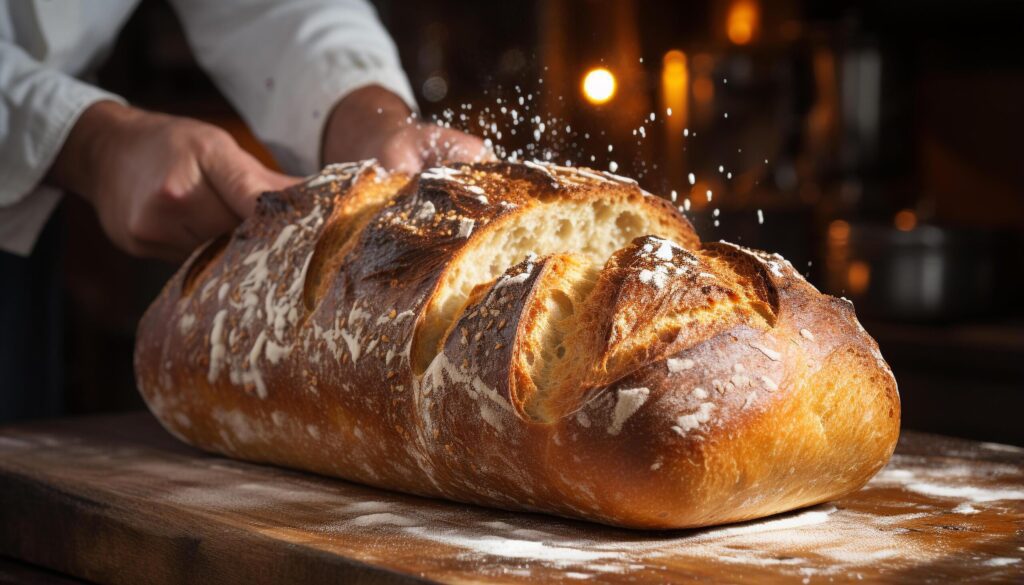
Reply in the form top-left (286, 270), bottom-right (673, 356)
top-left (21, 0), bottom-right (1024, 444)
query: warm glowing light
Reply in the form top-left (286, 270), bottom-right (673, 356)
top-left (894, 209), bottom-right (917, 231)
top-left (727, 0), bottom-right (760, 45)
top-left (687, 181), bottom-right (713, 211)
top-left (661, 50), bottom-right (688, 129)
top-left (828, 219), bottom-right (851, 242)
top-left (847, 261), bottom-right (871, 295)
top-left (582, 68), bottom-right (617, 105)
top-left (693, 78), bottom-right (713, 104)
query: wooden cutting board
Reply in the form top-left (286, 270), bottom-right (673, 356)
top-left (0, 413), bottom-right (1022, 584)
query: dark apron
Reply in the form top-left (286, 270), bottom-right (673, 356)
top-left (0, 208), bottom-right (64, 422)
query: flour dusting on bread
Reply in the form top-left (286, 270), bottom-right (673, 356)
top-left (136, 160), bottom-right (900, 529)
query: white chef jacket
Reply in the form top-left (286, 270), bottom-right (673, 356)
top-left (0, 0), bottom-right (416, 256)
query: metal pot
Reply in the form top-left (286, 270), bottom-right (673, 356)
top-left (824, 221), bottom-right (998, 322)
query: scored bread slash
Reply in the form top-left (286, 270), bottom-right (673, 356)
top-left (136, 160), bottom-right (900, 530)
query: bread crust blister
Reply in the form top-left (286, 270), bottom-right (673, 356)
top-left (135, 160), bottom-right (900, 529)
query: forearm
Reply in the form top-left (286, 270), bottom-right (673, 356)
top-left (46, 100), bottom-right (131, 203)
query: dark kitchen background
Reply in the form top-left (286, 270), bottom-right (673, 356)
top-left (15, 0), bottom-right (1024, 444)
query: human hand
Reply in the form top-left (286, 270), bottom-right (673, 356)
top-left (48, 101), bottom-right (299, 261)
top-left (321, 85), bottom-right (493, 174)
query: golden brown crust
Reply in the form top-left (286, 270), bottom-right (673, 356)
top-left (135, 160), bottom-right (900, 529)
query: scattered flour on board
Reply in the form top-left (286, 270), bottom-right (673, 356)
top-left (983, 558), bottom-right (1020, 567)
top-left (8, 404), bottom-right (1021, 582)
top-left (952, 502), bottom-right (979, 514)
top-left (350, 513), bottom-right (419, 527)
top-left (904, 483), bottom-right (1024, 502)
top-left (404, 527), bottom-right (615, 564)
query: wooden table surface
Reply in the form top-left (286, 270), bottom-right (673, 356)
top-left (0, 414), bottom-right (1021, 584)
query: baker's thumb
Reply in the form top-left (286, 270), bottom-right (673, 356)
top-left (204, 144), bottom-right (301, 218)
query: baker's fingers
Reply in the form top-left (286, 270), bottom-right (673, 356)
top-left (201, 138), bottom-right (301, 217)
top-left (119, 228), bottom-right (196, 263)
top-left (373, 125), bottom-right (429, 174)
top-left (441, 130), bottom-right (494, 164)
top-left (416, 126), bottom-right (493, 166)
top-left (180, 179), bottom-right (243, 242)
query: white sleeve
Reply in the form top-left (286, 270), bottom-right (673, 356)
top-left (0, 41), bottom-right (125, 256)
top-left (168, 0), bottom-right (418, 175)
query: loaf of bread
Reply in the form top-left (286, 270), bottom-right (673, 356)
top-left (135, 160), bottom-right (900, 529)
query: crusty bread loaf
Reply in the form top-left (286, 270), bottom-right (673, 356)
top-left (135, 160), bottom-right (900, 529)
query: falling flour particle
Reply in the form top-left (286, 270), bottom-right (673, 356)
top-left (607, 387), bottom-right (650, 435)
top-left (688, 172), bottom-right (696, 185)
top-left (608, 161), bottom-right (619, 172)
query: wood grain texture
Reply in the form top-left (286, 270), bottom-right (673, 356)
top-left (0, 413), bottom-right (1021, 584)
top-left (0, 557), bottom-right (89, 585)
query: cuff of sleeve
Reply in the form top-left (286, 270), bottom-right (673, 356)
top-left (0, 82), bottom-right (125, 256)
top-left (1, 84), bottom-right (125, 209)
top-left (263, 66), bottom-right (418, 176)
